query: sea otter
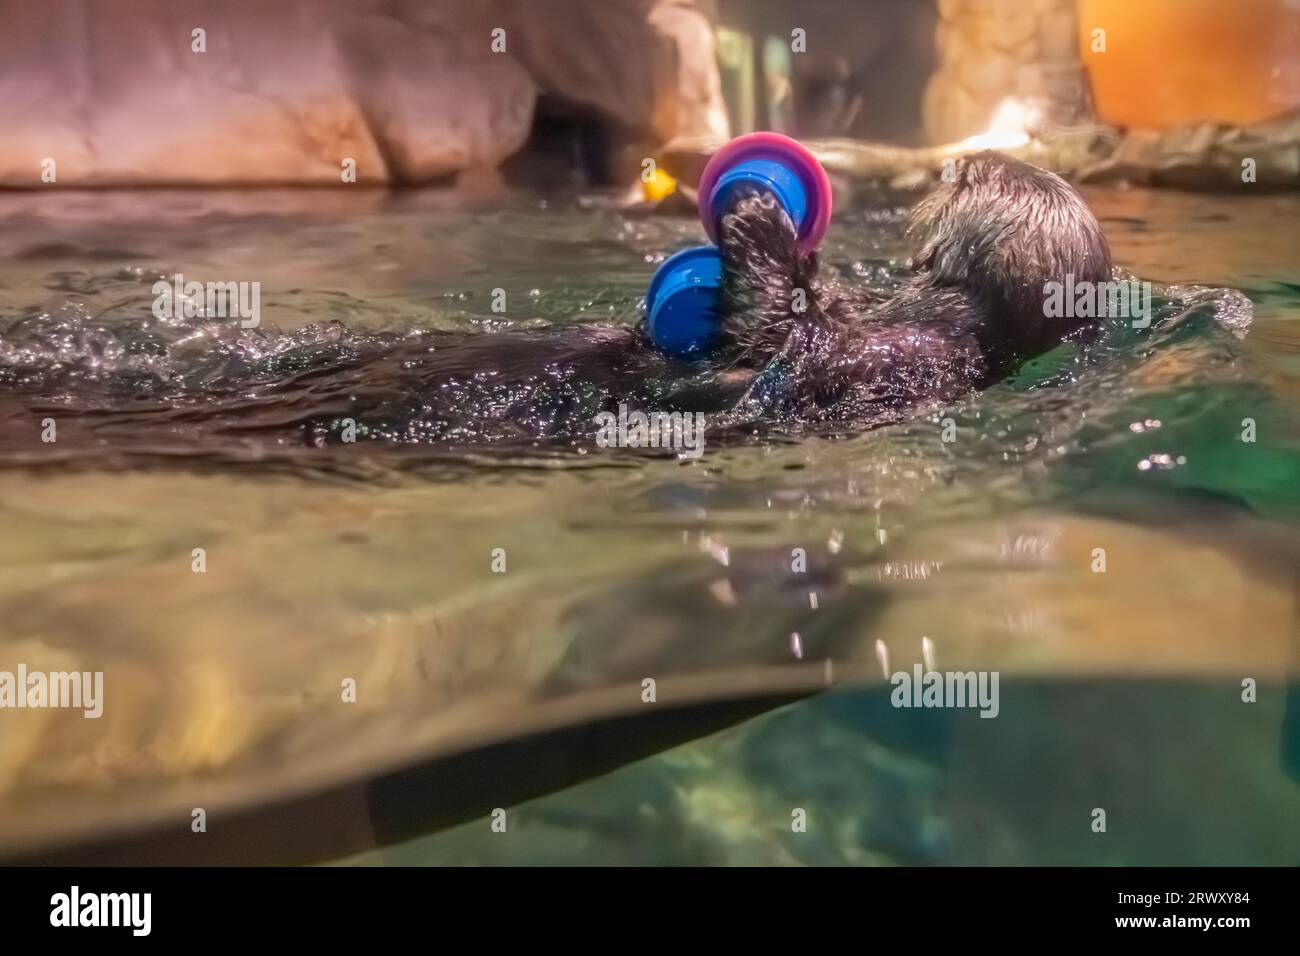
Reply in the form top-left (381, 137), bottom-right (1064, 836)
top-left (0, 151), bottom-right (1113, 458)
top-left (295, 150), bottom-right (1112, 448)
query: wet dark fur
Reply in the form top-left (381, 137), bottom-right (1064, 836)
top-left (703, 149), bottom-right (1113, 427)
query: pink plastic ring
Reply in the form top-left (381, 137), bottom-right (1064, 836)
top-left (696, 132), bottom-right (833, 254)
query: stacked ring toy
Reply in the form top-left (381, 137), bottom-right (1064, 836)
top-left (645, 133), bottom-right (832, 355)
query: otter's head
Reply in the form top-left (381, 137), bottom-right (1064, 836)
top-left (909, 152), bottom-right (1112, 360)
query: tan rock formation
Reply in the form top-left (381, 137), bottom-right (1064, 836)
top-left (0, 0), bottom-right (726, 186)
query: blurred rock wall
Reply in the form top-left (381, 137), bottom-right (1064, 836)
top-left (923, 0), bottom-right (1086, 144)
top-left (0, 0), bottom-right (727, 187)
top-left (717, 0), bottom-right (937, 146)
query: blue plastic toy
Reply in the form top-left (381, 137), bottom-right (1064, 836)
top-left (644, 245), bottom-right (724, 355)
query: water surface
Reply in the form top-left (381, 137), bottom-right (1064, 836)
top-left (0, 184), bottom-right (1296, 864)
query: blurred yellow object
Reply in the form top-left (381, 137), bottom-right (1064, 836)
top-left (1079, 0), bottom-right (1300, 129)
top-left (642, 166), bottom-right (678, 202)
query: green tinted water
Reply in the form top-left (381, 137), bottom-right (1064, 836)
top-left (0, 186), bottom-right (1296, 864)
